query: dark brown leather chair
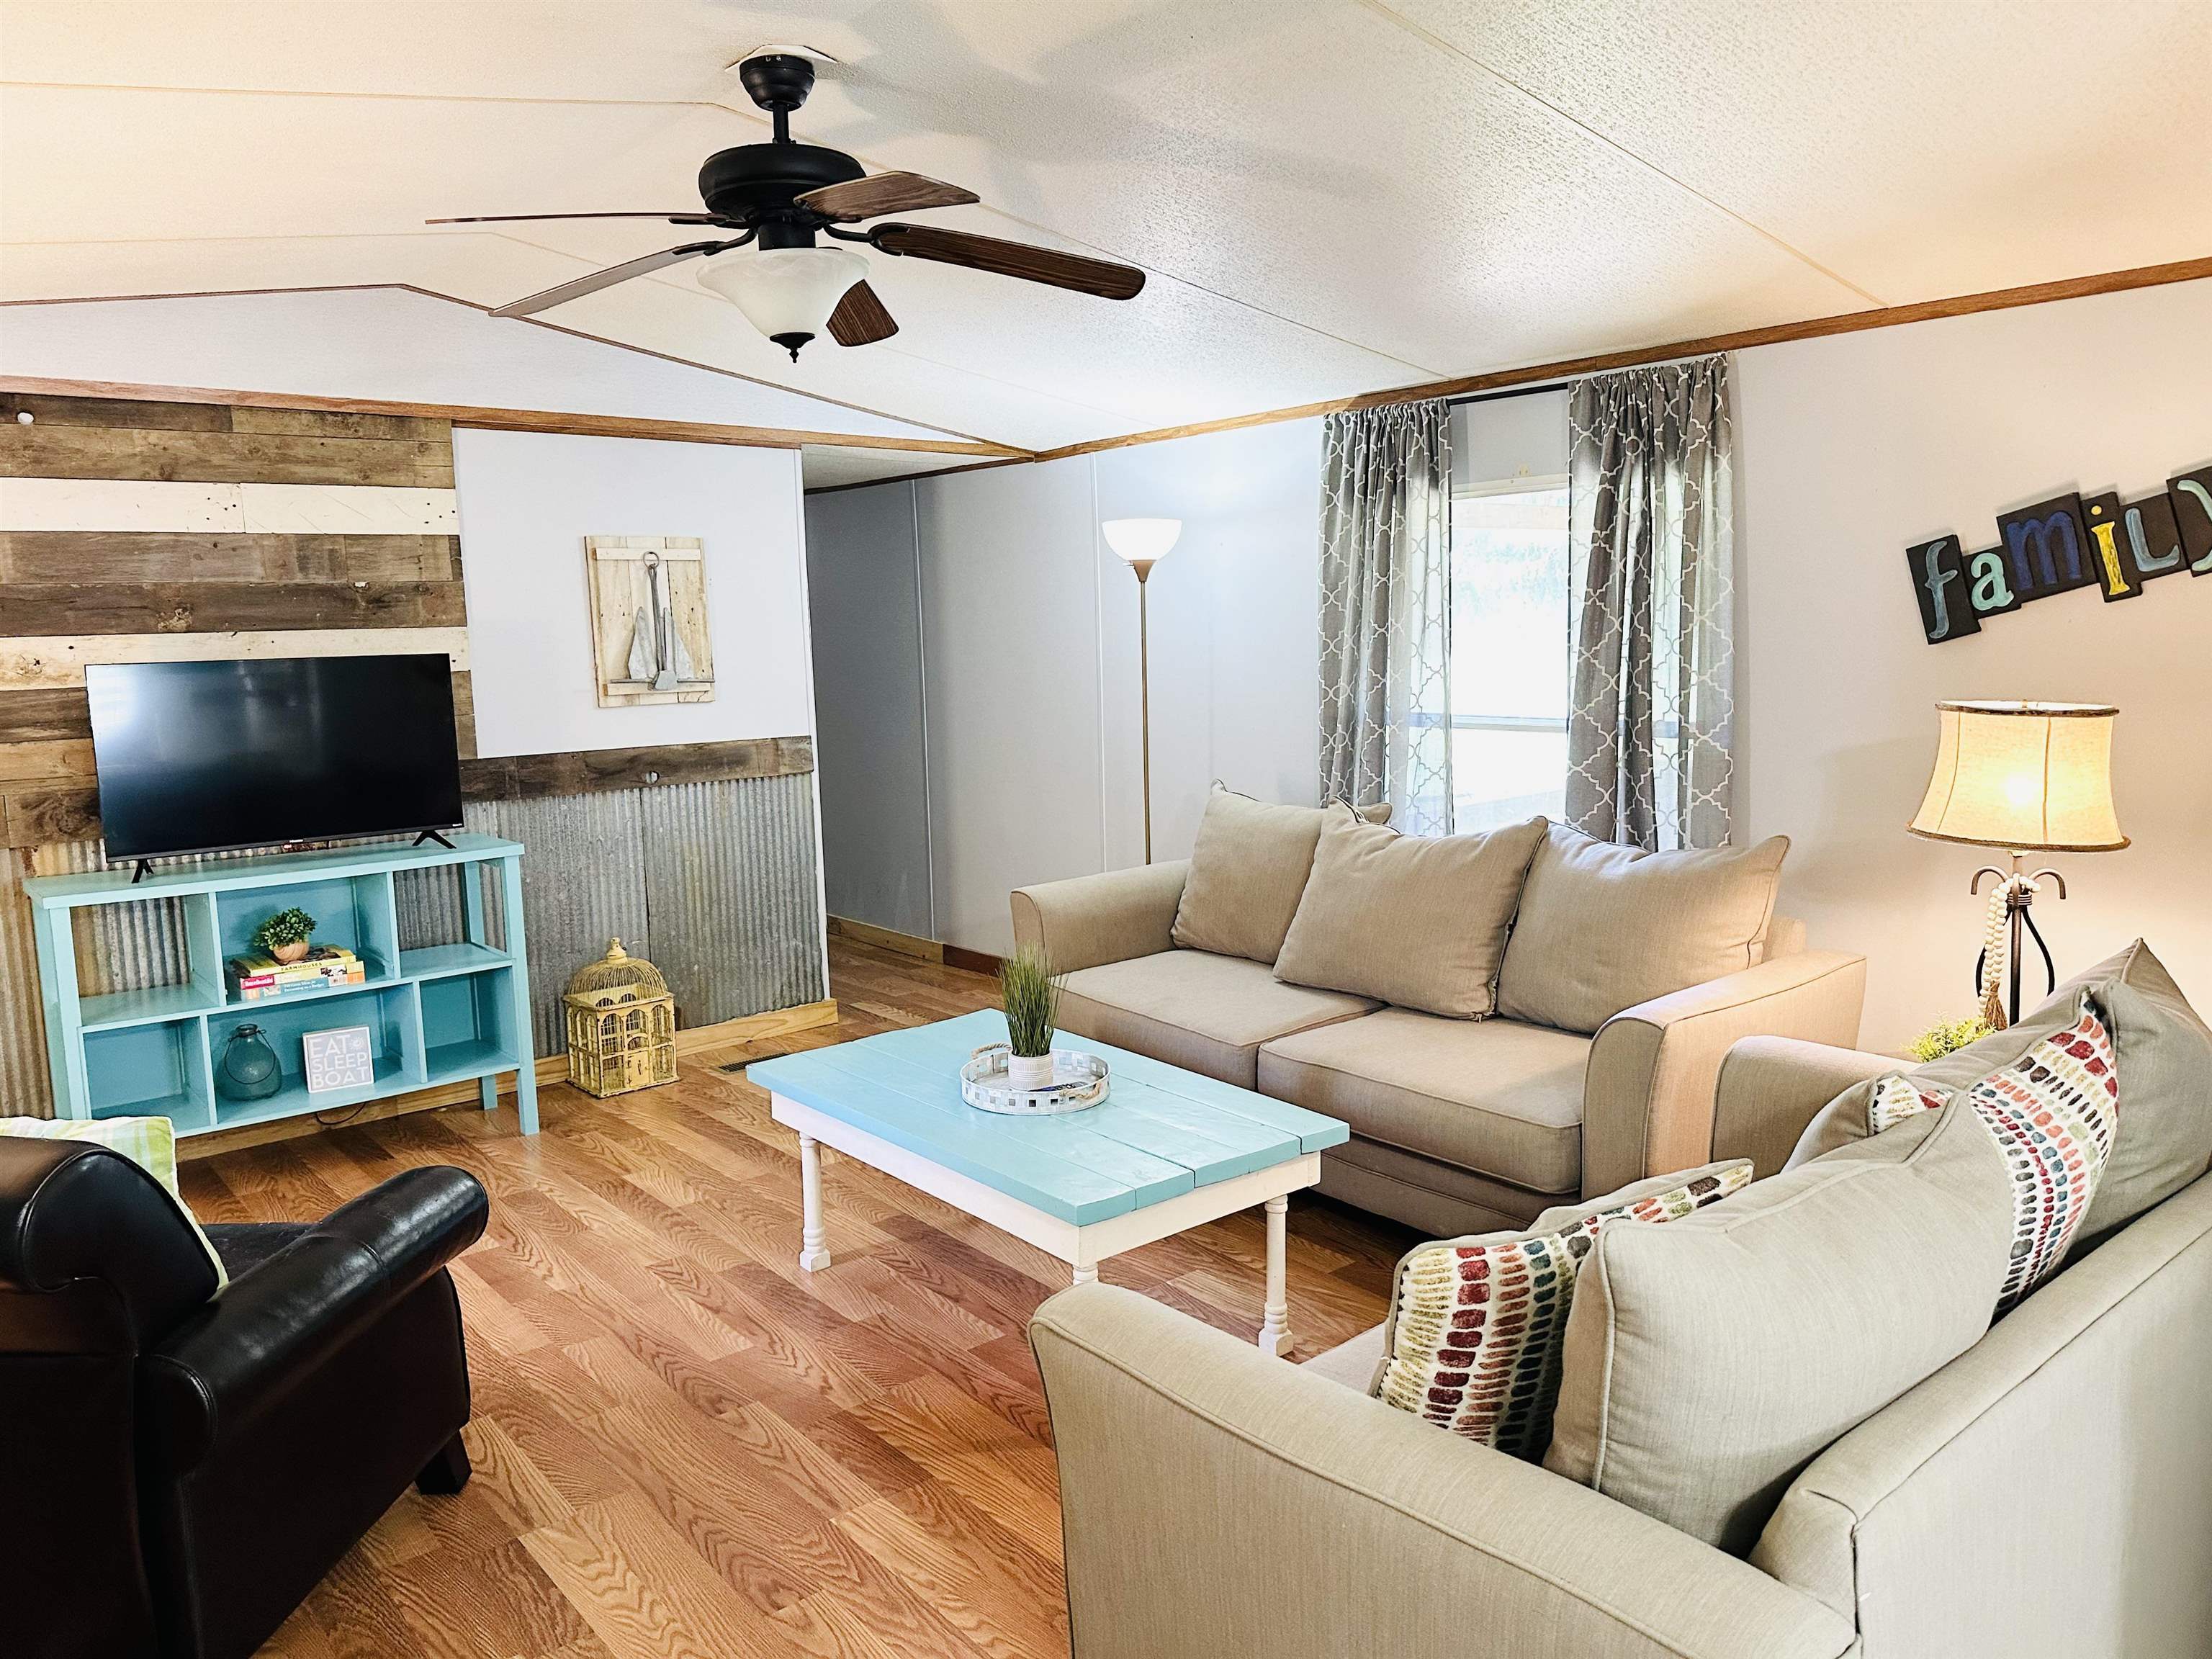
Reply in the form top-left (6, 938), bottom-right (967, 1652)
top-left (0, 1138), bottom-right (489, 1659)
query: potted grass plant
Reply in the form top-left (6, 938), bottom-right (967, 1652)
top-left (999, 946), bottom-right (1064, 1091)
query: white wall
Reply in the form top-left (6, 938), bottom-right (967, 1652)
top-left (805, 276), bottom-right (2212, 1027)
top-left (1735, 276), bottom-right (2212, 1045)
top-left (454, 428), bottom-right (814, 757)
top-left (806, 418), bottom-right (1326, 956)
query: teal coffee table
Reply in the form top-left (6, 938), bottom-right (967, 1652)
top-left (747, 1010), bottom-right (1349, 1356)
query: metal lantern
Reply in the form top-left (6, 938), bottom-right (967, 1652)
top-left (562, 938), bottom-right (676, 1099)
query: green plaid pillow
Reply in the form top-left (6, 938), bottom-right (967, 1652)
top-left (0, 1115), bottom-right (227, 1292)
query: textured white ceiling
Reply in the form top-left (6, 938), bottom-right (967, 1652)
top-left (3, 1), bottom-right (2206, 452)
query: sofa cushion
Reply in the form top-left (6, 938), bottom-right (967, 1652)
top-left (1273, 808), bottom-right (1547, 1019)
top-left (1169, 785), bottom-right (1389, 966)
top-left (1792, 940), bottom-right (2212, 1249)
top-left (1259, 1008), bottom-right (1589, 1195)
top-left (1545, 1099), bottom-right (2013, 1555)
top-left (1497, 826), bottom-right (1790, 1035)
top-left (1826, 994), bottom-right (2122, 1316)
top-left (1374, 1160), bottom-right (1751, 1459)
top-left (1057, 948), bottom-right (1379, 1089)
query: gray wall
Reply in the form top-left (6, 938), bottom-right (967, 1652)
top-left (805, 483), bottom-right (935, 940)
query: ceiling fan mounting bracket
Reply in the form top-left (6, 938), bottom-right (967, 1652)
top-left (737, 53), bottom-right (818, 141)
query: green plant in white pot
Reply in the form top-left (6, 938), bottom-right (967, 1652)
top-left (999, 947), bottom-right (1064, 1092)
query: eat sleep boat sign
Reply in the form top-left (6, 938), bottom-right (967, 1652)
top-left (1910, 462), bottom-right (2212, 643)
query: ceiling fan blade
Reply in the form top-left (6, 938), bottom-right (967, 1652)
top-left (429, 211), bottom-right (727, 226)
top-left (489, 240), bottom-right (740, 318)
top-left (867, 224), bottom-right (1144, 300)
top-left (827, 281), bottom-right (899, 347)
top-left (796, 171), bottom-right (979, 224)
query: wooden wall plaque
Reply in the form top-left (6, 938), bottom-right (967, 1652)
top-left (585, 535), bottom-right (715, 709)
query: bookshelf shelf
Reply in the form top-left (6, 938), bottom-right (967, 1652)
top-left (25, 835), bottom-right (536, 1139)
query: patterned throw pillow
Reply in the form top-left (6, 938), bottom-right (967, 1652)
top-left (1867, 1074), bottom-right (1948, 1133)
top-left (1373, 1160), bottom-right (1753, 1457)
top-left (1856, 991), bottom-right (2119, 1315)
top-left (0, 1115), bottom-right (227, 1292)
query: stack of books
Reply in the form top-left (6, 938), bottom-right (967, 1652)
top-left (226, 944), bottom-right (366, 1001)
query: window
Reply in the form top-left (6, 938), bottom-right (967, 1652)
top-left (1448, 478), bottom-right (1571, 832)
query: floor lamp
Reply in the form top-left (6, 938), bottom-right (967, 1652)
top-left (1101, 518), bottom-right (1182, 863)
top-left (1907, 699), bottom-right (2127, 1028)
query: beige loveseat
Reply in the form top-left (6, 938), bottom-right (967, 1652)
top-left (1032, 1032), bottom-right (2212, 1658)
top-left (1012, 848), bottom-right (1866, 1227)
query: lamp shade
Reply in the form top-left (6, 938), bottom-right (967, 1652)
top-left (697, 246), bottom-right (866, 359)
top-left (1908, 700), bottom-right (2128, 852)
top-left (1101, 518), bottom-right (1182, 565)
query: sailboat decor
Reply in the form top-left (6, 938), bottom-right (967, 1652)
top-left (585, 536), bottom-right (716, 707)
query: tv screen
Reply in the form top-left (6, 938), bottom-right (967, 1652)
top-left (86, 655), bottom-right (464, 860)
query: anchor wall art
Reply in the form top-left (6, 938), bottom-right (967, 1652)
top-left (584, 534), bottom-right (716, 707)
top-left (1908, 462), bottom-right (2212, 644)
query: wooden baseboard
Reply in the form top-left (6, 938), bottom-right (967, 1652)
top-left (943, 943), bottom-right (1004, 976)
top-left (179, 999), bottom-right (840, 1159)
top-left (827, 914), bottom-right (944, 962)
top-left (674, 999), bottom-right (839, 1054)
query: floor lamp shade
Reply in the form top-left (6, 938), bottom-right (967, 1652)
top-left (1102, 518), bottom-right (1182, 572)
top-left (1909, 701), bottom-right (2128, 853)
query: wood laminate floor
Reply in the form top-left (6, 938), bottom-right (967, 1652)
top-left (184, 938), bottom-right (1413, 1659)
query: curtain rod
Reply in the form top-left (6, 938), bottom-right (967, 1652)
top-left (1446, 381), bottom-right (1569, 409)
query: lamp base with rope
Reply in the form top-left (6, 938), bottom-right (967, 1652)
top-left (1970, 853), bottom-right (2067, 1030)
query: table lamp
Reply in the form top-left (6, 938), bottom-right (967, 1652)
top-left (1101, 517), bottom-right (1181, 862)
top-left (1908, 699), bottom-right (2127, 1028)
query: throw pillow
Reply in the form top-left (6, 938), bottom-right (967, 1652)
top-left (1169, 784), bottom-right (1388, 966)
top-left (0, 1115), bottom-right (228, 1290)
top-left (1495, 825), bottom-right (1790, 1034)
top-left (1544, 1099), bottom-right (2013, 1555)
top-left (1789, 939), bottom-right (2211, 1249)
top-left (1840, 993), bottom-right (2120, 1315)
top-left (1272, 809), bottom-right (1548, 1019)
top-left (1372, 1159), bottom-right (1752, 1458)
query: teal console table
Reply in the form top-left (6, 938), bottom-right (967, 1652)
top-left (24, 834), bottom-right (536, 1137)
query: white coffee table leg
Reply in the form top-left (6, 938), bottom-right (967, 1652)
top-left (797, 1133), bottom-right (832, 1272)
top-left (1071, 1262), bottom-right (1099, 1287)
top-left (1258, 1194), bottom-right (1292, 1357)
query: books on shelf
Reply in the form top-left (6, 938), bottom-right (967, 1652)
top-left (226, 944), bottom-right (366, 1001)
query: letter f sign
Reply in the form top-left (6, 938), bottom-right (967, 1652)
top-left (1912, 537), bottom-right (1979, 642)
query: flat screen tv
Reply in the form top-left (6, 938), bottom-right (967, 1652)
top-left (86, 655), bottom-right (464, 863)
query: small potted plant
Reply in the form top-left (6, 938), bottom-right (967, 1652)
top-left (999, 946), bottom-right (1064, 1092)
top-left (251, 906), bottom-right (318, 966)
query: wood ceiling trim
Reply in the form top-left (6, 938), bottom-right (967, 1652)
top-left (0, 373), bottom-right (1028, 458)
top-left (1026, 253), bottom-right (2212, 463)
top-left (12, 256), bottom-right (2207, 482)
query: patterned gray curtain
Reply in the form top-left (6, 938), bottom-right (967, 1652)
top-left (1317, 400), bottom-right (1454, 833)
top-left (1565, 356), bottom-right (1735, 850)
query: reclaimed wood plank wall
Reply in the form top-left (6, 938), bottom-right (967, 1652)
top-left (0, 390), bottom-right (827, 1115)
top-left (0, 391), bottom-right (475, 849)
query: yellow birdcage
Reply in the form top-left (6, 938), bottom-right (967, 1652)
top-left (562, 938), bottom-right (677, 1099)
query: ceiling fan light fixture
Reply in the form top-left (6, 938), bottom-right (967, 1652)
top-left (698, 245), bottom-right (868, 359)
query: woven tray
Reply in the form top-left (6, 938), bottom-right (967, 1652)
top-left (960, 1043), bottom-right (1111, 1116)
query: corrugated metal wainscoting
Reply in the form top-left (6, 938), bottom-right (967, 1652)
top-left (0, 773), bottom-right (823, 1115)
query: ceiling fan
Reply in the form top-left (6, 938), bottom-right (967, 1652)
top-left (430, 50), bottom-right (1146, 360)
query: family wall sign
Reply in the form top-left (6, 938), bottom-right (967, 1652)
top-left (1908, 462), bottom-right (2212, 644)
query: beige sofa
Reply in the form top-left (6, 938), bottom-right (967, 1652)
top-left (1031, 1034), bottom-right (2212, 1658)
top-left (1012, 857), bottom-right (1867, 1226)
